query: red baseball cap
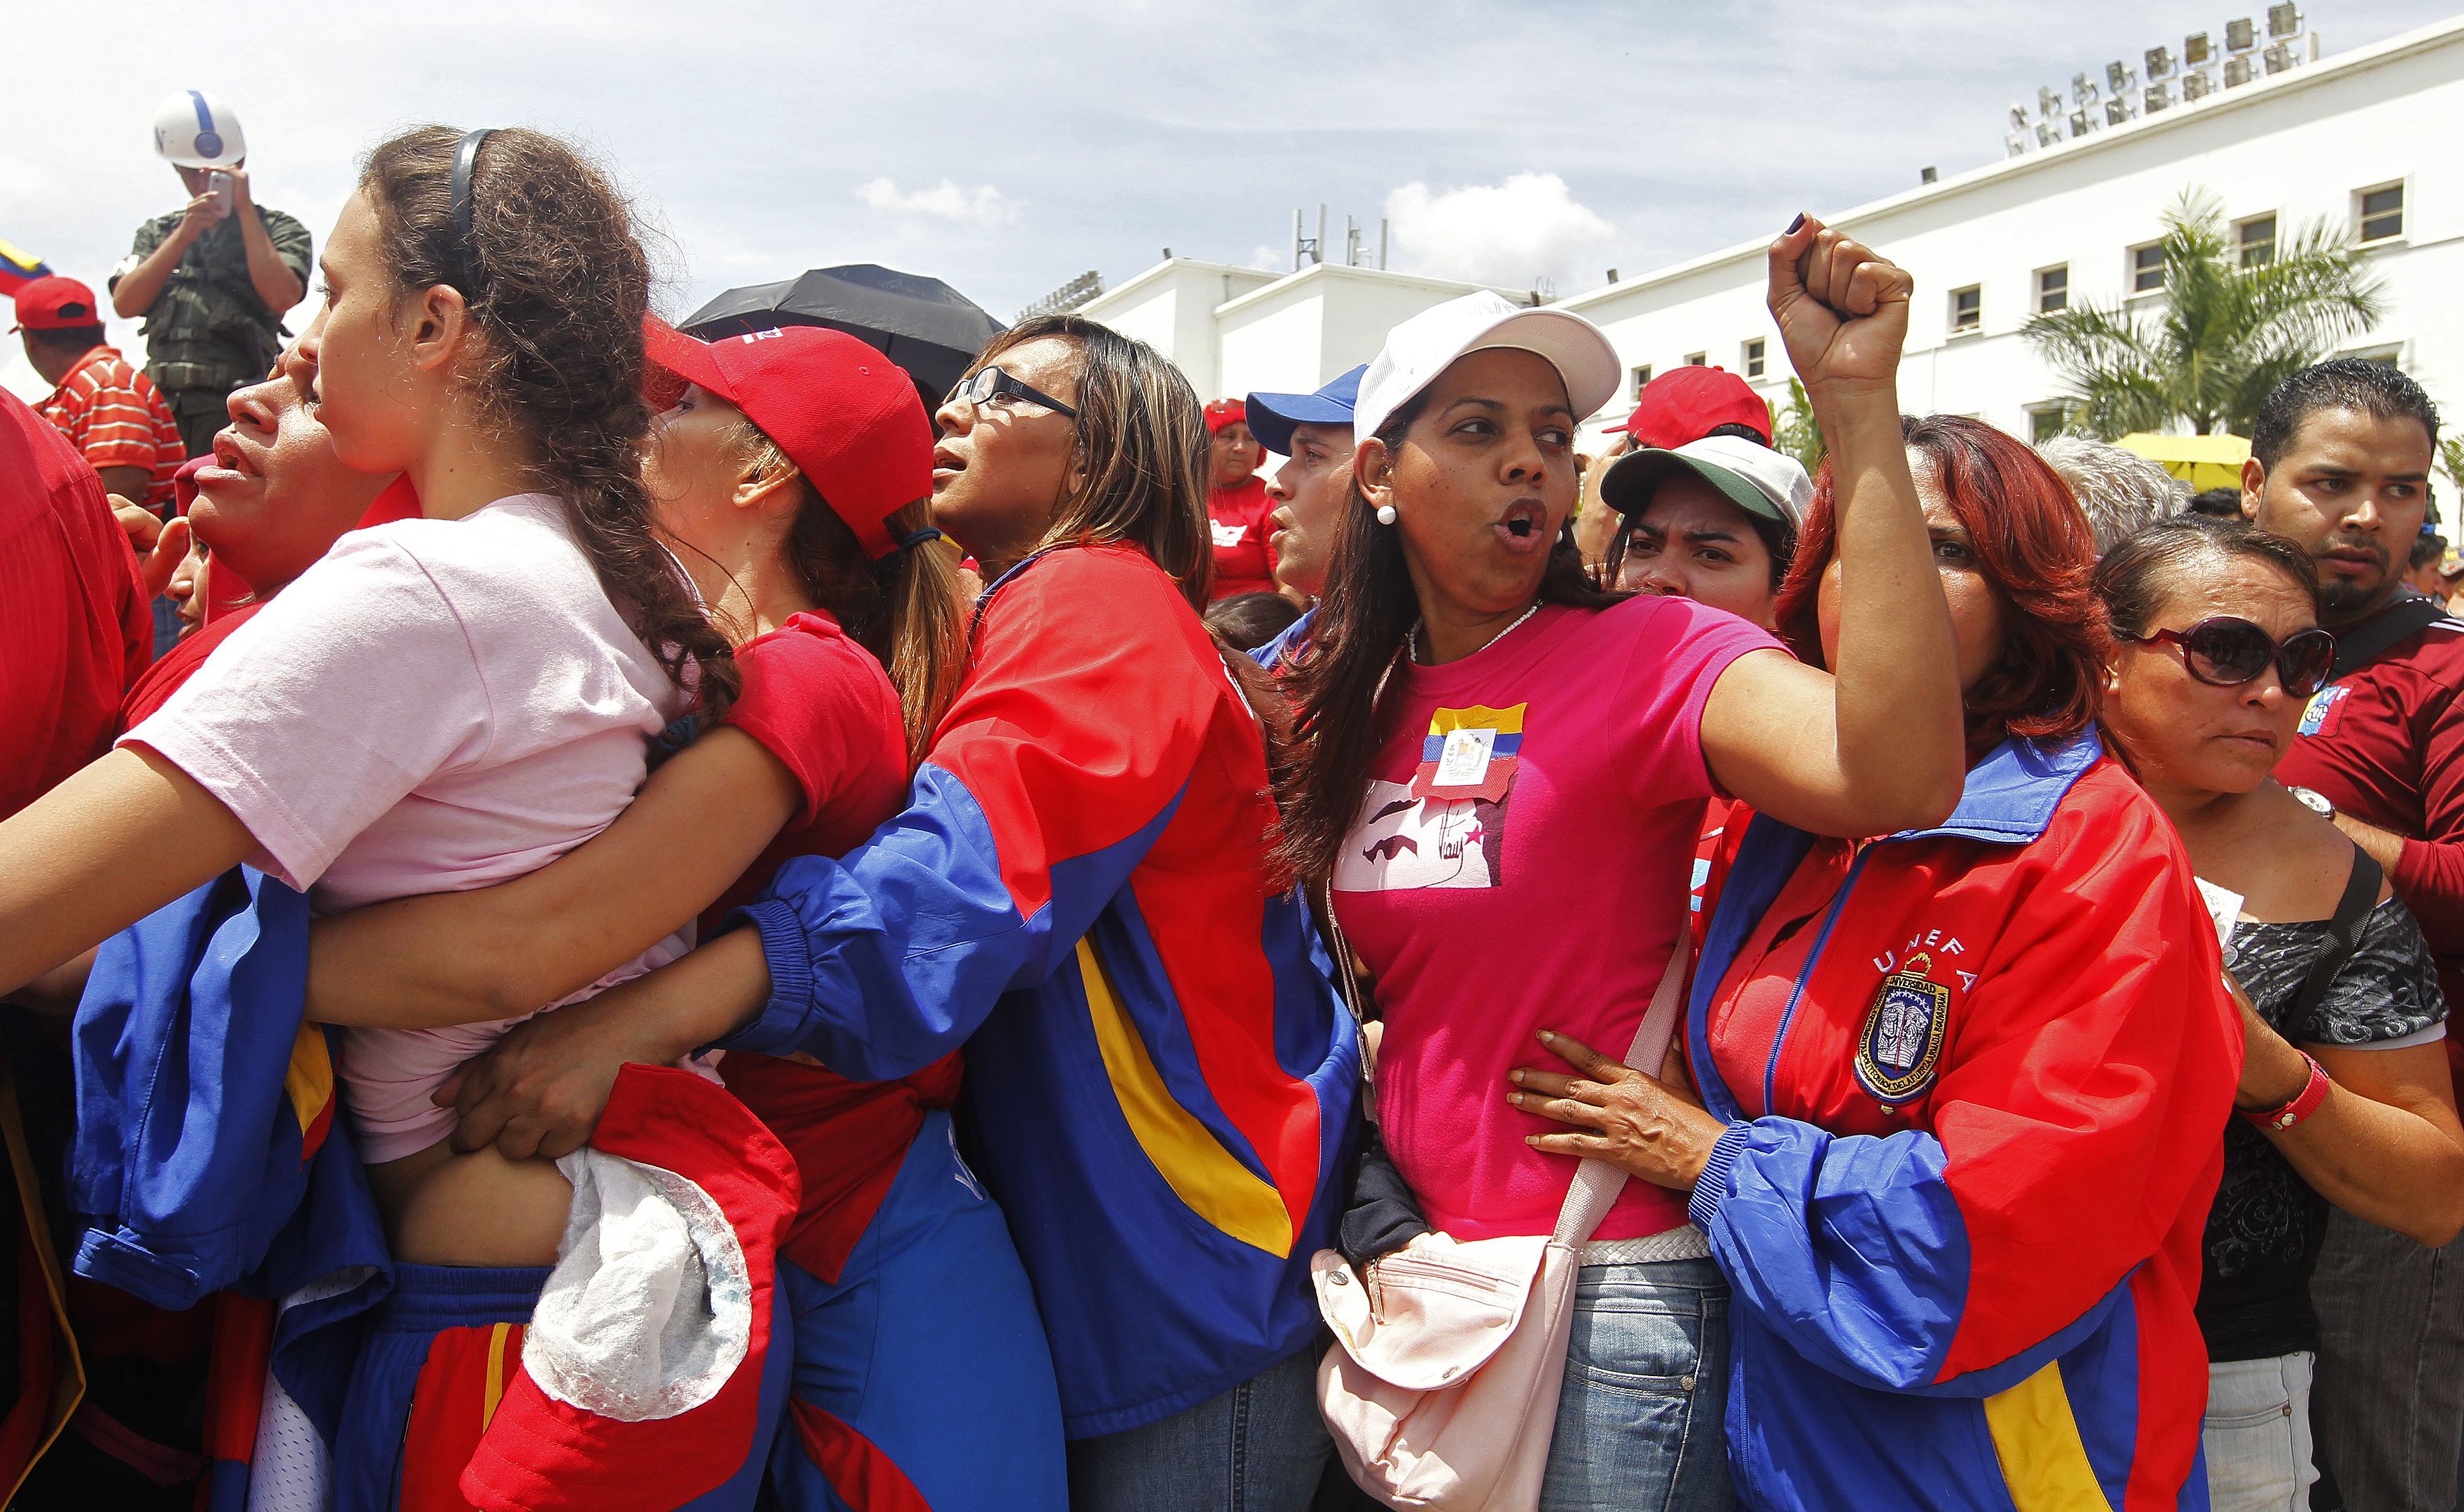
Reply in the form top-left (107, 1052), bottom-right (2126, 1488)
top-left (643, 320), bottom-right (931, 559)
top-left (1606, 365), bottom-right (1772, 448)
top-left (11, 275), bottom-right (104, 334)
top-left (1204, 398), bottom-right (1247, 435)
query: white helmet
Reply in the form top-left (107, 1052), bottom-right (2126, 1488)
top-left (153, 90), bottom-right (246, 168)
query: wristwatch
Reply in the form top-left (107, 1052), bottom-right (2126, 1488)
top-left (2288, 786), bottom-right (2335, 821)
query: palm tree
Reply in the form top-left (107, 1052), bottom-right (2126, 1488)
top-left (1773, 378), bottom-right (1825, 473)
top-left (2024, 189), bottom-right (2385, 439)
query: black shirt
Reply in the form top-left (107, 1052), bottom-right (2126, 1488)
top-left (2197, 897), bottom-right (2445, 1361)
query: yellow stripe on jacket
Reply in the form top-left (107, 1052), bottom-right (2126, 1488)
top-left (1076, 938), bottom-right (1294, 1256)
top-left (1982, 1361), bottom-right (2110, 1511)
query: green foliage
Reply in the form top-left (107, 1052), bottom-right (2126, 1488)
top-left (2023, 189), bottom-right (2385, 439)
top-left (1774, 378), bottom-right (1825, 473)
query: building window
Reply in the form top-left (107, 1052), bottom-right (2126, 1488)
top-left (2037, 265), bottom-right (2068, 313)
top-left (2359, 184), bottom-right (2405, 243)
top-left (2028, 405), bottom-right (2068, 444)
top-left (1949, 285), bottom-right (1981, 334)
top-left (2236, 214), bottom-right (2277, 267)
top-left (1685, 352), bottom-right (1707, 367)
top-left (1630, 364), bottom-right (1652, 397)
top-left (2131, 242), bottom-right (2166, 294)
top-left (1742, 339), bottom-right (1766, 379)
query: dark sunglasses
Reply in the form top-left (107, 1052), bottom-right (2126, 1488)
top-left (2125, 616), bottom-right (2336, 699)
top-left (951, 365), bottom-right (1079, 420)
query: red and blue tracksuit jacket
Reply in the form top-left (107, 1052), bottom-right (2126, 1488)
top-left (729, 542), bottom-right (1363, 1437)
top-left (70, 868), bottom-right (800, 1511)
top-left (1686, 731), bottom-right (2239, 1511)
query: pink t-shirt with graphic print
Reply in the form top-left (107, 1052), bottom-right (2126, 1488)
top-left (1331, 596), bottom-right (1782, 1242)
top-left (125, 493), bottom-right (689, 1164)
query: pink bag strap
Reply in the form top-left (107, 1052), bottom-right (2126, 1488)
top-left (1550, 934), bottom-right (1690, 1247)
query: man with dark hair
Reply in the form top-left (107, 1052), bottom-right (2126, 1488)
top-left (13, 277), bottom-right (184, 516)
top-left (2251, 356), bottom-right (2464, 1512)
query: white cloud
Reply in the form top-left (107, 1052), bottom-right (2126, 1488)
top-left (855, 177), bottom-right (1020, 226)
top-left (1383, 172), bottom-right (1615, 290)
top-left (1247, 245), bottom-right (1287, 272)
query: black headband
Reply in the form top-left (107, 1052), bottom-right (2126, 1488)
top-left (448, 128), bottom-right (496, 298)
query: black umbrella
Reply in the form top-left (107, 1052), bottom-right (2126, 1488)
top-left (681, 264), bottom-right (1005, 405)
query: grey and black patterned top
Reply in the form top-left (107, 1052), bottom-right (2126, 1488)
top-left (2198, 894), bottom-right (2446, 1361)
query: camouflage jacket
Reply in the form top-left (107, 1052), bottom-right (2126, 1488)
top-left (111, 206), bottom-right (312, 394)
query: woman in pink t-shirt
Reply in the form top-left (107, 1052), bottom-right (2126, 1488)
top-left (1277, 220), bottom-right (1966, 1508)
top-left (0, 125), bottom-right (734, 1271)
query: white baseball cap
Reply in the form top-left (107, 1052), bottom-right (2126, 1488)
top-left (153, 90), bottom-right (246, 169)
top-left (1351, 291), bottom-right (1621, 446)
top-left (1599, 433), bottom-right (1814, 531)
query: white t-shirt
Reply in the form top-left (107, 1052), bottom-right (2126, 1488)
top-left (127, 493), bottom-right (690, 1162)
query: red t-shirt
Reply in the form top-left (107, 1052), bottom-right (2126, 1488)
top-left (713, 612), bottom-right (962, 1283)
top-left (2275, 610), bottom-right (2464, 1077)
top-left (1330, 597), bottom-right (1780, 1241)
top-left (1207, 475), bottom-right (1278, 600)
top-left (0, 388), bottom-right (151, 819)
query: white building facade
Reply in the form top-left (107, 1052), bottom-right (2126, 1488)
top-left (1081, 15), bottom-right (2464, 454)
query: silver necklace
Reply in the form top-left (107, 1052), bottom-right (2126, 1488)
top-left (1409, 600), bottom-right (1540, 665)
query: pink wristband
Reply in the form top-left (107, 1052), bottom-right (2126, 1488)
top-left (2239, 1052), bottom-right (2332, 1134)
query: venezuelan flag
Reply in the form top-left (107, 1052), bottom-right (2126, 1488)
top-left (0, 239), bottom-right (52, 297)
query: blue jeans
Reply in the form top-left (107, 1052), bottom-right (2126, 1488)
top-left (1542, 1256), bottom-right (1734, 1512)
top-left (2203, 1353), bottom-right (2317, 1512)
top-left (1066, 1343), bottom-right (1331, 1512)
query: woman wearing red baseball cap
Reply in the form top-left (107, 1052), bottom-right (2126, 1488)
top-left (305, 318), bottom-right (1069, 1508)
top-left (1205, 397), bottom-right (1279, 599)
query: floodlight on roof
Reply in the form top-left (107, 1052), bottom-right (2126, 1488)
top-left (2106, 60), bottom-right (2137, 94)
top-left (2226, 16), bottom-right (2256, 49)
top-left (2010, 103), bottom-right (2032, 130)
top-left (2144, 82), bottom-right (2173, 112)
top-left (2039, 85), bottom-right (2063, 117)
top-left (2070, 108), bottom-right (2096, 136)
top-left (2268, 4), bottom-right (2302, 39)
top-left (2073, 71), bottom-right (2099, 104)
top-left (2225, 54), bottom-right (2256, 85)
top-left (2105, 97), bottom-right (2132, 125)
top-left (2146, 44), bottom-right (2175, 77)
top-left (2036, 121), bottom-right (2064, 146)
top-left (2184, 70), bottom-right (2214, 100)
top-left (2006, 132), bottom-right (2030, 158)
top-left (2263, 40), bottom-right (2296, 72)
top-left (2185, 31), bottom-right (2213, 65)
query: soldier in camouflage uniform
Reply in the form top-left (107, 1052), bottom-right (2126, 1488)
top-left (110, 164), bottom-right (310, 459)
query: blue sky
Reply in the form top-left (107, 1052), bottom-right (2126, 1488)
top-left (7, 0), bottom-right (2454, 399)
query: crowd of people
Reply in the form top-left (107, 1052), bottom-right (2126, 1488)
top-left (4, 105), bottom-right (2463, 1512)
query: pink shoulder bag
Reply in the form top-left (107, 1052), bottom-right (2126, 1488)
top-left (1311, 928), bottom-right (1691, 1512)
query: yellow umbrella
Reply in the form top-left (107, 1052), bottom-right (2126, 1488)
top-left (2116, 432), bottom-right (2251, 493)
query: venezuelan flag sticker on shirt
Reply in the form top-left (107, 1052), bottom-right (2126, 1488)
top-left (1412, 704), bottom-right (1526, 802)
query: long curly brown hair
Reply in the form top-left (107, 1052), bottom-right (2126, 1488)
top-left (359, 125), bottom-right (738, 724)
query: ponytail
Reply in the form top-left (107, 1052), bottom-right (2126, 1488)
top-left (358, 125), bottom-right (740, 726)
top-left (741, 420), bottom-right (967, 766)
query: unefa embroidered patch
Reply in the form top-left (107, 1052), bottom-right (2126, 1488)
top-left (1855, 950), bottom-right (1950, 1104)
top-left (1411, 704), bottom-right (1526, 803)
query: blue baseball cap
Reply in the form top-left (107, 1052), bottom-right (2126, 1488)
top-left (1244, 365), bottom-right (1366, 456)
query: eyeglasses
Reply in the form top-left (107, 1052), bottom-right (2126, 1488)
top-left (951, 365), bottom-right (1079, 420)
top-left (2125, 616), bottom-right (2336, 699)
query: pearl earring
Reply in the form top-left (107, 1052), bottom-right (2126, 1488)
top-left (1376, 503), bottom-right (1398, 525)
